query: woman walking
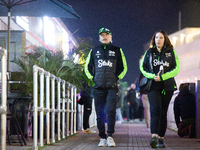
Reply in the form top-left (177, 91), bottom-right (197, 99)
top-left (140, 30), bottom-right (180, 148)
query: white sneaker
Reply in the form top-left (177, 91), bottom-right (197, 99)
top-left (83, 128), bottom-right (96, 134)
top-left (98, 138), bottom-right (107, 147)
top-left (147, 127), bottom-right (150, 132)
top-left (107, 136), bottom-right (116, 147)
top-left (116, 120), bottom-right (122, 124)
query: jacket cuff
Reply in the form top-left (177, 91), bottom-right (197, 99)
top-left (159, 74), bottom-right (163, 81)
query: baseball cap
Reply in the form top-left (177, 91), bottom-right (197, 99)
top-left (98, 27), bottom-right (112, 35)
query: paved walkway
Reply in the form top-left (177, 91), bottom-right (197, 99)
top-left (6, 122), bottom-right (200, 150)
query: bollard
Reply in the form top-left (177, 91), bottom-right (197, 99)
top-left (196, 80), bottom-right (200, 138)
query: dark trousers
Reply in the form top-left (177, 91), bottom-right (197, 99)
top-left (83, 96), bottom-right (93, 130)
top-left (126, 104), bottom-right (130, 121)
top-left (127, 103), bottom-right (138, 120)
top-left (148, 87), bottom-right (173, 137)
top-left (93, 87), bottom-right (117, 139)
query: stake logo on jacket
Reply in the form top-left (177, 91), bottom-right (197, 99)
top-left (85, 43), bottom-right (127, 89)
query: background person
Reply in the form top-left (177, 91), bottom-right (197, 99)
top-left (81, 82), bottom-right (96, 134)
top-left (122, 90), bottom-right (128, 121)
top-left (126, 83), bottom-right (138, 122)
top-left (174, 83), bottom-right (196, 138)
top-left (136, 90), bottom-right (144, 122)
top-left (140, 30), bottom-right (180, 148)
top-left (139, 72), bottom-right (150, 131)
top-left (116, 82), bottom-right (124, 123)
top-left (84, 27), bottom-right (127, 147)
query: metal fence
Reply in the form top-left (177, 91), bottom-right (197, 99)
top-left (0, 47), bottom-right (7, 150)
top-left (32, 65), bottom-right (77, 150)
top-left (167, 91), bottom-right (179, 131)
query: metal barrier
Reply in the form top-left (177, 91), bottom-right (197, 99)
top-left (0, 47), bottom-right (7, 150)
top-left (32, 65), bottom-right (77, 150)
top-left (167, 91), bottom-right (179, 131)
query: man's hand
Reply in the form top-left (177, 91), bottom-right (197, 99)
top-left (154, 70), bottom-right (161, 82)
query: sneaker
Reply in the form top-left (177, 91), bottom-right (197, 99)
top-left (83, 128), bottom-right (96, 134)
top-left (98, 138), bottom-right (107, 147)
top-left (116, 120), bottom-right (122, 124)
top-left (158, 139), bottom-right (165, 148)
top-left (150, 137), bottom-right (158, 148)
top-left (107, 136), bottom-right (116, 147)
top-left (145, 127), bottom-right (150, 132)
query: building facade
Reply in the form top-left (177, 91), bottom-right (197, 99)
top-left (0, 16), bottom-right (77, 72)
top-left (168, 28), bottom-right (200, 87)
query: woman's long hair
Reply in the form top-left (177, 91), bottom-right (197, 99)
top-left (149, 30), bottom-right (173, 49)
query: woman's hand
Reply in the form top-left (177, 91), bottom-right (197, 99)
top-left (154, 71), bottom-right (161, 82)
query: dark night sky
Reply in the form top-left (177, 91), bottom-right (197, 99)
top-left (62, 0), bottom-right (200, 86)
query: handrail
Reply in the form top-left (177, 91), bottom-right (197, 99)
top-left (32, 65), bottom-right (77, 150)
top-left (0, 47), bottom-right (7, 150)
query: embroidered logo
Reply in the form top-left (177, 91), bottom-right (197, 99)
top-left (109, 50), bottom-right (115, 56)
top-left (98, 59), bottom-right (113, 67)
top-left (165, 53), bottom-right (171, 57)
top-left (96, 51), bottom-right (101, 58)
top-left (153, 59), bottom-right (169, 67)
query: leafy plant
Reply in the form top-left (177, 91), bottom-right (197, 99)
top-left (10, 37), bottom-right (93, 96)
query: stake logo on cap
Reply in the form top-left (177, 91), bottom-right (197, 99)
top-left (98, 27), bottom-right (112, 35)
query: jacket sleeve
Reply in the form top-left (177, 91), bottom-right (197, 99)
top-left (84, 49), bottom-right (94, 80)
top-left (140, 50), bottom-right (156, 79)
top-left (117, 48), bottom-right (127, 80)
top-left (160, 49), bottom-right (180, 81)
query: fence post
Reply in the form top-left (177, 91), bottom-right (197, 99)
top-left (33, 65), bottom-right (38, 150)
top-left (66, 83), bottom-right (70, 136)
top-left (51, 75), bottom-right (55, 143)
top-left (0, 48), bottom-right (7, 150)
top-left (62, 81), bottom-right (65, 138)
top-left (74, 87), bottom-right (77, 133)
top-left (70, 85), bottom-right (73, 135)
top-left (46, 72), bottom-right (50, 144)
top-left (57, 78), bottom-right (61, 140)
top-left (39, 70), bottom-right (44, 147)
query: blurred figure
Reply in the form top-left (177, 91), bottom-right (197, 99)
top-left (136, 92), bottom-right (144, 122)
top-left (116, 82), bottom-right (124, 123)
top-left (174, 83), bottom-right (196, 138)
top-left (122, 91), bottom-right (128, 120)
top-left (126, 83), bottom-right (138, 122)
top-left (81, 83), bottom-right (96, 134)
top-left (139, 72), bottom-right (150, 131)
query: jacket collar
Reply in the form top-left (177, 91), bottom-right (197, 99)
top-left (101, 43), bottom-right (112, 50)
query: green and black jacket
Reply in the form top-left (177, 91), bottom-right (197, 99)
top-left (84, 43), bottom-right (127, 89)
top-left (140, 47), bottom-right (180, 91)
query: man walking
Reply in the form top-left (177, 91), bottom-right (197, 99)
top-left (84, 27), bottom-right (127, 147)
